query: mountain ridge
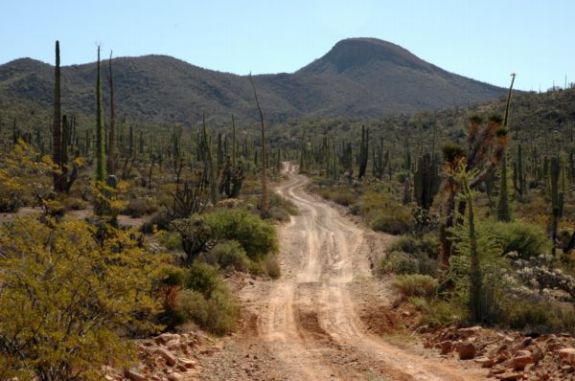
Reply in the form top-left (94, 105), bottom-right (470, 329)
top-left (0, 38), bottom-right (507, 124)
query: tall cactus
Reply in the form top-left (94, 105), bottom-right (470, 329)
top-left (95, 46), bottom-right (106, 182)
top-left (496, 73), bottom-right (516, 221)
top-left (249, 74), bottom-right (268, 215)
top-left (414, 153), bottom-right (440, 210)
top-left (550, 156), bottom-right (564, 255)
top-left (107, 51), bottom-right (117, 175)
top-left (52, 40), bottom-right (64, 192)
top-left (358, 125), bottom-right (369, 179)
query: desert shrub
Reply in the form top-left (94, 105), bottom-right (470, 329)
top-left (62, 196), bottom-right (88, 211)
top-left (185, 262), bottom-right (224, 297)
top-left (319, 186), bottom-right (356, 206)
top-left (176, 290), bottom-right (210, 327)
top-left (393, 274), bottom-right (438, 298)
top-left (410, 297), bottom-right (466, 327)
top-left (204, 240), bottom-right (250, 272)
top-left (390, 233), bottom-right (438, 259)
top-left (378, 251), bottom-right (419, 275)
top-left (155, 229), bottom-right (182, 251)
top-left (124, 196), bottom-right (159, 217)
top-left (263, 255), bottom-right (281, 279)
top-left (267, 192), bottom-right (298, 222)
top-left (205, 288), bottom-right (240, 334)
top-left (176, 263), bottom-right (240, 334)
top-left (201, 209), bottom-right (278, 261)
top-left (360, 191), bottom-right (414, 235)
top-left (141, 207), bottom-right (172, 233)
top-left (0, 217), bottom-right (164, 381)
top-left (370, 209), bottom-right (413, 235)
top-left (487, 221), bottom-right (549, 258)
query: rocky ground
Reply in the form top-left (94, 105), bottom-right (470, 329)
top-left (423, 325), bottom-right (575, 380)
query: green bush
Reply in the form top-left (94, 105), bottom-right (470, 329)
top-left (204, 240), bottom-right (250, 272)
top-left (410, 297), bottom-right (466, 327)
top-left (185, 262), bottom-right (224, 297)
top-left (488, 221), bottom-right (549, 258)
top-left (202, 209), bottom-right (278, 261)
top-left (319, 186), bottom-right (356, 206)
top-left (264, 255), bottom-right (281, 279)
top-left (176, 262), bottom-right (240, 335)
top-left (124, 197), bottom-right (158, 218)
top-left (393, 274), bottom-right (438, 298)
top-left (176, 290), bottom-right (209, 326)
top-left (370, 209), bottom-right (413, 235)
top-left (267, 192), bottom-right (298, 222)
top-left (155, 230), bottom-right (182, 251)
top-left (390, 233), bottom-right (438, 259)
top-left (378, 251), bottom-right (419, 275)
top-left (502, 299), bottom-right (575, 333)
top-left (141, 207), bottom-right (172, 233)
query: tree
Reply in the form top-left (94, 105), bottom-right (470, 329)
top-left (0, 218), bottom-right (164, 381)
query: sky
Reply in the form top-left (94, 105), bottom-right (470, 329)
top-left (1, 0), bottom-right (573, 91)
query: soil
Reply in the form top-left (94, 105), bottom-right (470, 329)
top-left (196, 165), bottom-right (488, 381)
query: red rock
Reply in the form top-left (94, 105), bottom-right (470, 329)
top-left (557, 348), bottom-right (575, 366)
top-left (438, 340), bottom-right (453, 355)
top-left (510, 354), bottom-right (533, 370)
top-left (124, 368), bottom-right (147, 381)
top-left (457, 341), bottom-right (477, 360)
top-left (154, 347), bottom-right (178, 366)
top-left (474, 356), bottom-right (496, 368)
top-left (167, 373), bottom-right (184, 381)
top-left (496, 373), bottom-right (522, 381)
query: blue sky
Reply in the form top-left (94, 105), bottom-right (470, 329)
top-left (1, 0), bottom-right (573, 91)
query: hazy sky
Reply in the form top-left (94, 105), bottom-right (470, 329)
top-left (1, 0), bottom-right (573, 91)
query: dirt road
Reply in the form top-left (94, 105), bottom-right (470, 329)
top-left (199, 165), bottom-right (486, 380)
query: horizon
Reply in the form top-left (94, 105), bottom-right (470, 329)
top-left (1, 1), bottom-right (574, 92)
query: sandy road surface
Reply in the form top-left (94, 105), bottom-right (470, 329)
top-left (199, 165), bottom-right (486, 381)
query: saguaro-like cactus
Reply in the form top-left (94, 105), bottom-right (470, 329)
top-left (249, 74), bottom-right (268, 215)
top-left (107, 51), bottom-right (117, 175)
top-left (52, 40), bottom-right (64, 192)
top-left (550, 156), bottom-right (564, 255)
top-left (496, 73), bottom-right (516, 222)
top-left (358, 125), bottom-right (369, 179)
top-left (95, 46), bottom-right (106, 182)
top-left (414, 153), bottom-right (440, 210)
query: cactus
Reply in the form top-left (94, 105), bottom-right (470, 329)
top-left (549, 156), bottom-right (564, 255)
top-left (496, 73), bottom-right (516, 222)
top-left (414, 153), bottom-right (440, 210)
top-left (107, 51), bottom-right (117, 175)
top-left (249, 74), bottom-right (268, 215)
top-left (358, 125), bottom-right (369, 179)
top-left (52, 40), bottom-right (64, 192)
top-left (95, 46), bottom-right (106, 182)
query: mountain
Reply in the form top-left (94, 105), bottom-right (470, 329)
top-left (0, 38), bottom-right (506, 124)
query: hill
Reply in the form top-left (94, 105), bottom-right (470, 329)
top-left (0, 38), bottom-right (507, 124)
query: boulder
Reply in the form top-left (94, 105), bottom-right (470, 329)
top-left (457, 341), bottom-right (477, 360)
top-left (557, 347), bottom-right (575, 366)
top-left (509, 354), bottom-right (533, 370)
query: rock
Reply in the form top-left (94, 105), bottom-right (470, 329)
top-left (557, 348), bottom-right (575, 366)
top-left (124, 368), bottom-right (147, 381)
top-left (509, 354), bottom-right (533, 370)
top-left (457, 326), bottom-right (481, 338)
top-left (438, 340), bottom-right (453, 355)
top-left (167, 373), bottom-right (184, 381)
top-left (154, 347), bottom-right (178, 366)
top-left (497, 373), bottom-right (522, 381)
top-left (474, 356), bottom-right (496, 368)
top-left (178, 357), bottom-right (196, 369)
top-left (457, 341), bottom-right (477, 360)
top-left (154, 333), bottom-right (180, 345)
